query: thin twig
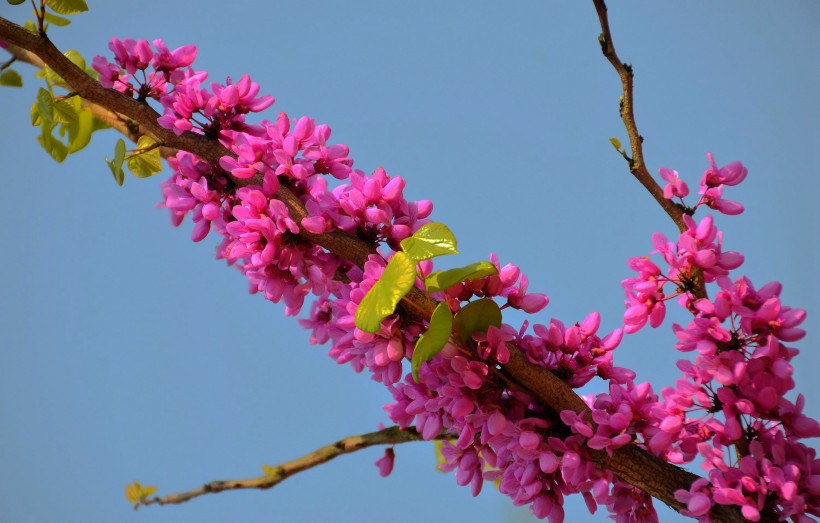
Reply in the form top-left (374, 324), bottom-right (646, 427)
top-left (139, 426), bottom-right (434, 507)
top-left (591, 0), bottom-right (707, 301)
top-left (1, 55), bottom-right (16, 71)
top-left (592, 0), bottom-right (686, 233)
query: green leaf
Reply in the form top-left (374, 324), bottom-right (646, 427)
top-left (45, 0), bottom-right (89, 15)
top-left (354, 252), bottom-right (416, 333)
top-left (30, 101), bottom-right (41, 126)
top-left (106, 138), bottom-right (126, 186)
top-left (6, 0), bottom-right (27, 5)
top-left (36, 88), bottom-right (54, 124)
top-left (63, 49), bottom-right (86, 70)
top-left (36, 65), bottom-right (69, 90)
top-left (91, 117), bottom-right (110, 132)
top-left (126, 136), bottom-right (163, 178)
top-left (609, 137), bottom-right (622, 151)
top-left (453, 298), bottom-right (502, 343)
top-left (67, 101), bottom-right (94, 153)
top-left (37, 123), bottom-right (68, 163)
top-left (124, 481), bottom-right (157, 505)
top-left (400, 222), bottom-right (458, 261)
top-left (425, 260), bottom-right (498, 293)
top-left (0, 70), bottom-right (23, 87)
top-left (52, 99), bottom-right (78, 124)
top-left (411, 302), bottom-right (453, 381)
top-left (43, 11), bottom-right (72, 26)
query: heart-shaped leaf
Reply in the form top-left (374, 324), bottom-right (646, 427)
top-left (400, 222), bottom-right (458, 261)
top-left (354, 252), bottom-right (416, 333)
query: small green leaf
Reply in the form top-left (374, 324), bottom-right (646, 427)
top-left (36, 88), bottom-right (54, 124)
top-left (261, 464), bottom-right (282, 477)
top-left (52, 99), bottom-right (78, 124)
top-left (400, 222), bottom-right (458, 261)
top-left (609, 137), bottom-right (622, 151)
top-left (126, 136), bottom-right (163, 178)
top-left (67, 101), bottom-right (94, 153)
top-left (106, 138), bottom-right (126, 186)
top-left (43, 11), bottom-right (72, 26)
top-left (37, 123), bottom-right (68, 163)
top-left (453, 298), bottom-right (502, 343)
top-left (63, 49), bottom-right (86, 70)
top-left (6, 0), bottom-right (27, 5)
top-left (412, 302), bottom-right (453, 381)
top-left (425, 260), bottom-right (498, 293)
top-left (45, 0), bottom-right (89, 15)
top-left (91, 117), bottom-right (110, 132)
top-left (30, 101), bottom-right (41, 126)
top-left (125, 481), bottom-right (157, 505)
top-left (36, 65), bottom-right (69, 90)
top-left (354, 252), bottom-right (416, 333)
top-left (0, 70), bottom-right (23, 87)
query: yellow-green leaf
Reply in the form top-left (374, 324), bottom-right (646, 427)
top-left (37, 122), bottom-right (68, 163)
top-left (0, 70), bottom-right (23, 87)
top-left (126, 136), bottom-right (163, 178)
top-left (52, 99), bottom-right (78, 124)
top-left (36, 65), bottom-right (69, 89)
top-left (124, 481), bottom-right (157, 504)
top-left (36, 88), bottom-right (54, 124)
top-left (400, 222), bottom-right (458, 261)
top-left (106, 138), bottom-right (126, 186)
top-left (43, 11), bottom-right (71, 26)
top-left (354, 252), bottom-right (416, 333)
top-left (425, 260), bottom-right (498, 293)
top-left (261, 464), bottom-right (281, 477)
top-left (609, 137), bottom-right (622, 151)
top-left (412, 301), bottom-right (453, 381)
top-left (66, 97), bottom-right (93, 153)
top-left (453, 298), bottom-right (502, 343)
top-left (46, 0), bottom-right (89, 15)
top-left (30, 101), bottom-right (41, 126)
top-left (63, 49), bottom-right (86, 70)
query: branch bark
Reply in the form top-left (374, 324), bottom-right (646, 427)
top-left (0, 14), bottom-right (770, 523)
top-left (591, 0), bottom-right (708, 301)
top-left (591, 0), bottom-right (687, 233)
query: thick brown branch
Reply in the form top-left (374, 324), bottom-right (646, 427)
top-left (139, 426), bottom-right (431, 507)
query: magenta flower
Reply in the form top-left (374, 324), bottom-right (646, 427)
top-left (375, 448), bottom-right (395, 477)
top-left (659, 167), bottom-right (689, 199)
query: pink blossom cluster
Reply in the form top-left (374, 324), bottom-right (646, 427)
top-left (617, 158), bottom-right (818, 521)
top-left (96, 39), bottom-right (818, 521)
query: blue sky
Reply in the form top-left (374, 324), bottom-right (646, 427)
top-left (0, 2), bottom-right (817, 522)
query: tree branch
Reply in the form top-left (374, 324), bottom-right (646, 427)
top-left (138, 426), bottom-right (432, 507)
top-left (591, 0), bottom-right (708, 301)
top-left (0, 15), bottom-right (764, 522)
top-left (592, 0), bottom-right (687, 233)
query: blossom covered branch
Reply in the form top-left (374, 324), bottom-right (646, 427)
top-left (1, 4), bottom-right (816, 522)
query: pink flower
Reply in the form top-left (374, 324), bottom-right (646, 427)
top-left (375, 448), bottom-right (395, 477)
top-left (659, 167), bottom-right (689, 199)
